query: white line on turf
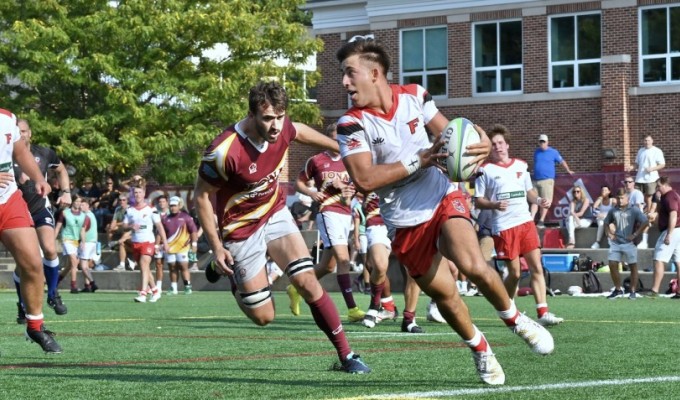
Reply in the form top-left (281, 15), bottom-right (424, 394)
top-left (342, 375), bottom-right (680, 399)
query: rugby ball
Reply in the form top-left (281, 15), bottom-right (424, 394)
top-left (440, 117), bottom-right (482, 181)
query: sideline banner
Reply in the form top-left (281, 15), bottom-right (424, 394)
top-left (546, 169), bottom-right (680, 223)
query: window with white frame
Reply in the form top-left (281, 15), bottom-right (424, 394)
top-left (473, 20), bottom-right (522, 94)
top-left (400, 26), bottom-right (447, 96)
top-left (640, 5), bottom-right (680, 84)
top-left (549, 12), bottom-right (601, 89)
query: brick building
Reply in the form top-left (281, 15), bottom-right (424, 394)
top-left (297, 0), bottom-right (680, 177)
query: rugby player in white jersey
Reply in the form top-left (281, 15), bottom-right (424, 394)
top-left (474, 124), bottom-right (563, 326)
top-left (335, 36), bottom-right (554, 385)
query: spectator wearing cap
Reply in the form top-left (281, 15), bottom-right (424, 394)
top-left (531, 134), bottom-right (574, 229)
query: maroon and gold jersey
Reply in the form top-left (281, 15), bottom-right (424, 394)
top-left (363, 192), bottom-right (384, 227)
top-left (198, 117), bottom-right (297, 241)
top-left (299, 151), bottom-right (350, 215)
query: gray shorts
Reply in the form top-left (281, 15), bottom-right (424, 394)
top-left (225, 207), bottom-right (299, 285)
top-left (608, 242), bottom-right (637, 264)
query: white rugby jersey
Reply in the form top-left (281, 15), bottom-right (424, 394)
top-left (337, 84), bottom-right (454, 228)
top-left (123, 204), bottom-right (161, 243)
top-left (474, 159), bottom-right (533, 234)
top-left (0, 109), bottom-right (20, 204)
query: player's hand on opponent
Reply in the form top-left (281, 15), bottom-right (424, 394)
top-left (212, 247), bottom-right (235, 276)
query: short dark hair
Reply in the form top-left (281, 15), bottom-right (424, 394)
top-left (487, 123), bottom-right (510, 143)
top-left (615, 188), bottom-right (627, 197)
top-left (248, 81), bottom-right (288, 115)
top-left (658, 176), bottom-right (671, 186)
top-left (336, 36), bottom-right (391, 75)
top-left (324, 122), bottom-right (337, 138)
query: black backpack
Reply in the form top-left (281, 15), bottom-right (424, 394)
top-left (623, 277), bottom-right (644, 293)
top-left (582, 270), bottom-right (602, 293)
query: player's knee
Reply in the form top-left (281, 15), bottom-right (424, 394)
top-left (285, 257), bottom-right (314, 278)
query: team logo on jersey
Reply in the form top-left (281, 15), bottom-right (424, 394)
top-left (406, 118), bottom-right (419, 134)
top-left (323, 163), bottom-right (330, 168)
top-left (516, 172), bottom-right (523, 179)
top-left (452, 199), bottom-right (466, 213)
top-left (249, 163), bottom-right (257, 174)
top-left (371, 137), bottom-right (385, 145)
top-left (346, 138), bottom-right (362, 150)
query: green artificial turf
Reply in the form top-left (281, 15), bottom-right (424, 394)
top-left (1, 290), bottom-right (679, 399)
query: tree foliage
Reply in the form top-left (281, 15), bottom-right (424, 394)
top-left (0, 0), bottom-right (322, 184)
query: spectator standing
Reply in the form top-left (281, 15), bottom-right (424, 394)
top-left (336, 36), bottom-right (553, 384)
top-left (591, 185), bottom-right (617, 249)
top-left (474, 125), bottom-right (562, 326)
top-left (647, 177), bottom-right (680, 298)
top-left (603, 189), bottom-right (649, 299)
top-left (194, 81), bottom-right (371, 374)
top-left (108, 193), bottom-right (134, 271)
top-left (0, 108), bottom-right (62, 353)
top-left (623, 176), bottom-right (648, 248)
top-left (564, 183), bottom-right (593, 249)
top-left (12, 118), bottom-right (71, 321)
top-left (531, 134), bottom-right (574, 229)
top-left (632, 135), bottom-right (665, 212)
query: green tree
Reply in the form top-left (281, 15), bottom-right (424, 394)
top-left (0, 0), bottom-right (322, 184)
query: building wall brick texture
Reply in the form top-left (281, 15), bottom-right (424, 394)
top-left (295, 0), bottom-right (680, 181)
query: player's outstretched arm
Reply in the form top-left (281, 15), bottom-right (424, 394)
top-left (293, 123), bottom-right (339, 152)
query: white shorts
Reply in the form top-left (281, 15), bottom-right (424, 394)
top-left (653, 230), bottom-right (680, 263)
top-left (165, 252), bottom-right (189, 264)
top-left (358, 234), bottom-right (367, 255)
top-left (316, 211), bottom-right (352, 248)
top-left (366, 224), bottom-right (391, 251)
top-left (226, 207), bottom-right (299, 285)
top-left (62, 240), bottom-right (79, 256)
top-left (608, 242), bottom-right (637, 264)
top-left (154, 245), bottom-right (164, 259)
top-left (78, 242), bottom-right (97, 260)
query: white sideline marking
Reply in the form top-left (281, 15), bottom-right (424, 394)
top-left (343, 376), bottom-right (680, 399)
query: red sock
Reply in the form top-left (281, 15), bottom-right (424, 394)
top-left (471, 336), bottom-right (489, 353)
top-left (381, 299), bottom-right (396, 312)
top-left (501, 311), bottom-right (521, 327)
top-left (26, 317), bottom-right (43, 331)
top-left (70, 280), bottom-right (77, 289)
top-left (537, 306), bottom-right (548, 318)
top-left (308, 290), bottom-right (351, 361)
